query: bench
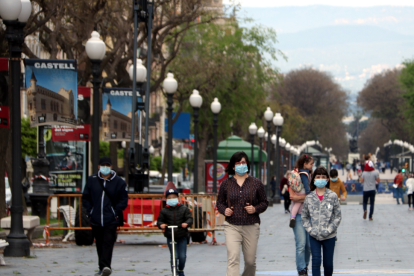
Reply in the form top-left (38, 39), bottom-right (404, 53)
top-left (0, 216), bottom-right (40, 246)
top-left (0, 239), bottom-right (8, 265)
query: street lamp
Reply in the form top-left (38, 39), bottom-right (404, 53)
top-left (128, 58), bottom-right (147, 169)
top-left (211, 98), bottom-right (221, 193)
top-left (264, 107), bottom-right (273, 196)
top-left (189, 89), bottom-right (202, 193)
top-left (273, 113), bottom-right (284, 203)
top-left (85, 31), bottom-right (106, 174)
top-left (0, 0), bottom-right (32, 257)
top-left (149, 145), bottom-right (155, 154)
top-left (257, 127), bottom-right (265, 182)
top-left (249, 123), bottom-right (258, 176)
top-left (271, 134), bottom-right (277, 179)
top-left (163, 73), bottom-right (178, 182)
top-left (279, 138), bottom-right (287, 177)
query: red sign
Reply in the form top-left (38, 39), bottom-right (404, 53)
top-left (0, 106), bottom-right (9, 128)
top-left (52, 124), bottom-right (91, 141)
top-left (205, 161), bottom-right (229, 193)
top-left (0, 58), bottom-right (8, 71)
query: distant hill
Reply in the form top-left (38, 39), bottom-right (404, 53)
top-left (239, 5), bottom-right (414, 95)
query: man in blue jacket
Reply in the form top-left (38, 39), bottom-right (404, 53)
top-left (82, 157), bottom-right (128, 276)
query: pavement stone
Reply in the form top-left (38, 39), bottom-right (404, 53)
top-left (1, 194), bottom-right (414, 276)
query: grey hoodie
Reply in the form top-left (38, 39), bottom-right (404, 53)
top-left (301, 188), bottom-right (342, 241)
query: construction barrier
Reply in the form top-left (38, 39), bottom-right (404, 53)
top-left (45, 193), bottom-right (225, 245)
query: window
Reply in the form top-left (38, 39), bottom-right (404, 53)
top-left (114, 120), bottom-right (118, 129)
top-left (41, 99), bottom-right (46, 110)
top-left (50, 102), bottom-right (53, 111)
top-left (103, 122), bottom-right (107, 128)
top-left (29, 103), bottom-right (32, 110)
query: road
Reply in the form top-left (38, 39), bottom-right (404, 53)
top-left (2, 193), bottom-right (413, 276)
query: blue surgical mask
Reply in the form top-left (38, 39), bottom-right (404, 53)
top-left (314, 179), bottom-right (327, 188)
top-left (100, 166), bottom-right (111, 176)
top-left (235, 164), bottom-right (248, 176)
top-left (331, 178), bottom-right (338, 182)
top-left (167, 198), bottom-right (179, 207)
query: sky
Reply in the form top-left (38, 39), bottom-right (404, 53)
top-left (224, 0), bottom-right (414, 7)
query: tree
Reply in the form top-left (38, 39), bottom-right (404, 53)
top-left (276, 68), bottom-right (349, 158)
top-left (168, 21), bottom-right (284, 189)
top-left (0, 0), bottom-right (220, 92)
top-left (358, 68), bottom-right (411, 141)
top-left (358, 119), bottom-right (390, 158)
top-left (21, 118), bottom-right (37, 158)
top-left (399, 59), bottom-right (414, 123)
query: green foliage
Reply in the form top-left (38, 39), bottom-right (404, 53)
top-left (172, 157), bottom-right (186, 173)
top-left (169, 21), bottom-right (284, 144)
top-left (150, 156), bottom-right (162, 171)
top-left (21, 117), bottom-right (37, 158)
top-left (150, 156), bottom-right (186, 173)
top-left (117, 148), bottom-right (124, 159)
top-left (99, 141), bottom-right (110, 158)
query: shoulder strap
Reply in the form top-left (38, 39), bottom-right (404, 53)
top-left (97, 176), bottom-right (116, 207)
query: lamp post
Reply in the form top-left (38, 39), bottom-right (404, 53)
top-left (149, 145), bottom-right (155, 155)
top-left (273, 113), bottom-right (284, 203)
top-left (257, 127), bottom-right (265, 182)
top-left (211, 98), bottom-right (221, 193)
top-left (1, 0), bottom-right (32, 257)
top-left (128, 58), bottom-right (147, 169)
top-left (264, 107), bottom-right (274, 196)
top-left (286, 143), bottom-right (291, 170)
top-left (271, 134), bottom-right (277, 177)
top-left (189, 90), bottom-right (202, 193)
top-left (249, 123), bottom-right (258, 176)
top-left (85, 31), bottom-right (106, 174)
top-left (163, 73), bottom-right (178, 182)
top-left (325, 147), bottom-right (332, 170)
top-left (279, 138), bottom-right (286, 178)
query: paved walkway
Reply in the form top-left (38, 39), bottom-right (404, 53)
top-left (1, 196), bottom-right (414, 276)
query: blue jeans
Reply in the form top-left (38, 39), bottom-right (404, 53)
top-left (292, 214), bottom-right (311, 272)
top-left (309, 236), bottom-right (336, 276)
top-left (396, 187), bottom-right (404, 204)
top-left (363, 190), bottom-right (376, 219)
top-left (167, 236), bottom-right (187, 271)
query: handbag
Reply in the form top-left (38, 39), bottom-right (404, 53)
top-left (97, 177), bottom-right (124, 227)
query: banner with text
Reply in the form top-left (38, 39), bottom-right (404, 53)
top-left (25, 59), bottom-right (78, 127)
top-left (205, 161), bottom-right (229, 193)
top-left (102, 88), bottom-right (143, 141)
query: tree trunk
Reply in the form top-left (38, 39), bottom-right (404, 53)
top-left (197, 129), bottom-right (210, 192)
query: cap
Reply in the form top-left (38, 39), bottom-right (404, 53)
top-left (99, 157), bottom-right (112, 166)
top-left (165, 188), bottom-right (178, 197)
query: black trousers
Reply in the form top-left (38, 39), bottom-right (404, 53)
top-left (283, 192), bottom-right (291, 211)
top-left (363, 190), bottom-right (376, 219)
top-left (92, 224), bottom-right (118, 270)
top-left (408, 194), bottom-right (414, 207)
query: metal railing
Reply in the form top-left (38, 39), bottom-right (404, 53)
top-left (45, 193), bottom-right (224, 244)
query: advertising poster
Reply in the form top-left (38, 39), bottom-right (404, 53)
top-left (205, 161), bottom-right (229, 193)
top-left (0, 58), bottom-right (9, 128)
top-left (25, 59), bottom-right (78, 127)
top-left (102, 88), bottom-right (142, 141)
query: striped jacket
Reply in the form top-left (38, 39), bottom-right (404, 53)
top-left (301, 188), bottom-right (342, 241)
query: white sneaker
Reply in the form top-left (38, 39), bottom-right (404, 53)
top-left (102, 267), bottom-right (112, 276)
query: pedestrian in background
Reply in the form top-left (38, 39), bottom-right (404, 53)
top-left (406, 173), bottom-right (414, 210)
top-left (360, 157), bottom-right (380, 220)
top-left (394, 170), bottom-right (404, 204)
top-left (271, 176), bottom-right (277, 199)
top-left (329, 169), bottom-right (347, 201)
top-left (217, 151), bottom-right (268, 276)
top-left (157, 188), bottom-right (193, 276)
top-left (82, 157), bottom-right (128, 276)
top-left (345, 162), bottom-right (352, 182)
top-left (281, 171), bottom-right (291, 214)
top-left (302, 166), bottom-right (342, 276)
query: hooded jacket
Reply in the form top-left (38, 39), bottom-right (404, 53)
top-left (82, 171), bottom-right (128, 227)
top-left (301, 188), bottom-right (342, 241)
top-left (157, 204), bottom-right (193, 239)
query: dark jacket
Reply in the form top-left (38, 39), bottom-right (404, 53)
top-left (82, 171), bottom-right (128, 227)
top-left (157, 204), bottom-right (193, 239)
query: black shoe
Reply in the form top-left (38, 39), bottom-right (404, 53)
top-left (298, 269), bottom-right (308, 276)
top-left (289, 218), bottom-right (296, 228)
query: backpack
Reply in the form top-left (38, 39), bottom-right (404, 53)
top-left (288, 169), bottom-right (309, 193)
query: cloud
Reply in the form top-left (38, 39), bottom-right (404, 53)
top-left (334, 16), bottom-right (399, 25)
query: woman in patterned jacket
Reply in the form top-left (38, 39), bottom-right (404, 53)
top-left (302, 166), bottom-right (342, 276)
